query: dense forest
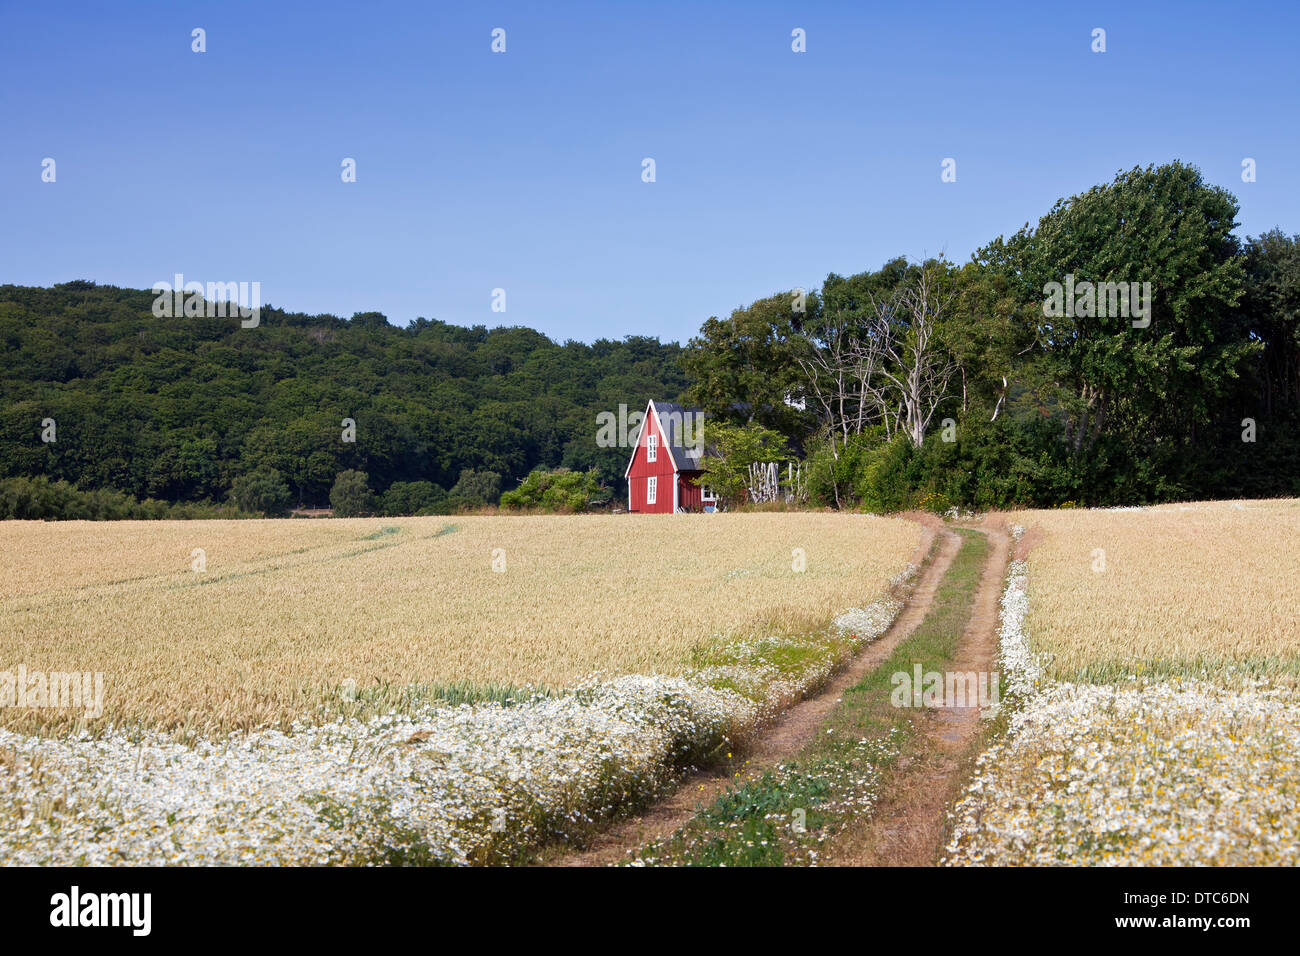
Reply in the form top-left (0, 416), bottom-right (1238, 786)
top-left (2, 161), bottom-right (1297, 517)
top-left (0, 285), bottom-right (685, 515)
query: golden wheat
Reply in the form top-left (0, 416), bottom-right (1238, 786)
top-left (946, 502), bottom-right (1300, 866)
top-left (0, 513), bottom-right (923, 734)
top-left (1005, 499), bottom-right (1300, 682)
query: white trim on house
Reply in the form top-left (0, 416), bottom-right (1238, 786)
top-left (624, 403), bottom-right (655, 481)
top-left (673, 473), bottom-right (679, 512)
top-left (647, 475), bottom-right (658, 505)
top-left (647, 432), bottom-right (658, 462)
top-left (623, 400), bottom-right (683, 481)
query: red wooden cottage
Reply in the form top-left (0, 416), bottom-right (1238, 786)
top-left (624, 400), bottom-right (716, 513)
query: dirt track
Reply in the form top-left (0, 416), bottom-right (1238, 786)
top-left (553, 517), bottom-right (962, 867)
top-left (825, 521), bottom-right (1009, 865)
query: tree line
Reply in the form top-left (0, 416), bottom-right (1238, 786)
top-left (685, 162), bottom-right (1300, 509)
top-left (0, 284), bottom-right (685, 516)
top-left (3, 160), bottom-right (1296, 517)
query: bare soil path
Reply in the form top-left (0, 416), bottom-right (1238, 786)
top-left (551, 519), bottom-right (961, 867)
top-left (824, 520), bottom-right (1009, 866)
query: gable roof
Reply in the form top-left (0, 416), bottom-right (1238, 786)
top-left (623, 400), bottom-right (708, 477)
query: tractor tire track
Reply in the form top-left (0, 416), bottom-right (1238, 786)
top-left (825, 521), bottom-right (1010, 866)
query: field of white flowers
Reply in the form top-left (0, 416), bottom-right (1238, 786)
top-left (0, 571), bottom-right (913, 866)
top-left (943, 525), bottom-right (1300, 866)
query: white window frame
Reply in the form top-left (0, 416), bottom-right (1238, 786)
top-left (646, 433), bottom-right (658, 462)
top-left (701, 485), bottom-right (716, 502)
top-left (646, 475), bottom-right (657, 505)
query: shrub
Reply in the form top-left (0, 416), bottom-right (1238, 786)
top-left (694, 422), bottom-right (792, 508)
top-left (805, 430), bottom-right (912, 512)
top-left (499, 468), bottom-right (604, 512)
top-left (916, 490), bottom-right (952, 514)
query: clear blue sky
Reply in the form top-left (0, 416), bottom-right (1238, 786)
top-left (3, 1), bottom-right (1298, 344)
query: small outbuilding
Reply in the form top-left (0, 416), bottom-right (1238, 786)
top-left (623, 400), bottom-right (715, 513)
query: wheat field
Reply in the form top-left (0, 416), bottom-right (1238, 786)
top-left (0, 513), bottom-right (923, 734)
top-left (945, 500), bottom-right (1300, 866)
top-left (1006, 499), bottom-right (1300, 682)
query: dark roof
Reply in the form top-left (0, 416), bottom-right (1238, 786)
top-left (652, 401), bottom-right (708, 472)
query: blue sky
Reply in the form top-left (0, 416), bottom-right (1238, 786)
top-left (3, 1), bottom-right (1298, 344)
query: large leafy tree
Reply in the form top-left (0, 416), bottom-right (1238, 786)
top-left (944, 262), bottom-right (1044, 422)
top-left (681, 292), bottom-right (816, 441)
top-left (329, 469), bottom-right (374, 517)
top-left (979, 162), bottom-right (1253, 493)
top-left (230, 467), bottom-right (293, 516)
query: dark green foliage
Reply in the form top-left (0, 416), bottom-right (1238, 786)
top-left (498, 468), bottom-right (604, 511)
top-left (689, 163), bottom-right (1300, 509)
top-left (805, 429), bottom-right (910, 511)
top-left (681, 291), bottom-right (817, 442)
top-left (379, 480), bottom-right (445, 516)
top-left (0, 285), bottom-right (687, 512)
top-left (4, 162), bottom-right (1297, 517)
top-left (329, 469), bottom-right (374, 517)
top-left (694, 421), bottom-right (792, 507)
top-left (446, 469), bottom-right (501, 507)
top-left (982, 161), bottom-right (1253, 470)
top-left (0, 475), bottom-right (238, 520)
top-left (230, 467), bottom-right (293, 516)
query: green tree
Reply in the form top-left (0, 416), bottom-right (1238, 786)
top-left (329, 469), bottom-right (374, 517)
top-left (682, 292), bottom-right (816, 442)
top-left (694, 422), bottom-right (792, 508)
top-left (447, 469), bottom-right (502, 506)
top-left (979, 161), bottom-right (1254, 500)
top-left (380, 480), bottom-right (445, 516)
top-left (1240, 229), bottom-right (1300, 413)
top-left (230, 468), bottom-right (293, 516)
top-left (0, 282), bottom-right (688, 516)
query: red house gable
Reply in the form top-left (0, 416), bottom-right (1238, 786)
top-left (623, 400), bottom-right (714, 513)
